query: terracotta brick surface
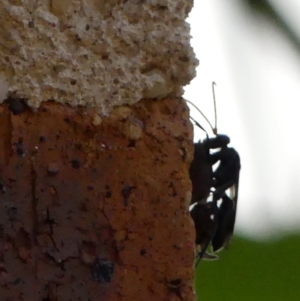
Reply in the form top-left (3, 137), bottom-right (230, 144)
top-left (0, 98), bottom-right (195, 301)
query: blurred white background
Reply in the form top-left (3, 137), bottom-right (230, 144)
top-left (184, 0), bottom-right (300, 240)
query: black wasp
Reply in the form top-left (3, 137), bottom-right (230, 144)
top-left (187, 82), bottom-right (241, 266)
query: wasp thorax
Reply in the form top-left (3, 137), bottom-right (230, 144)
top-left (207, 134), bottom-right (230, 149)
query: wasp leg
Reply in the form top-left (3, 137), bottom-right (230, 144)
top-left (191, 202), bottom-right (219, 266)
top-left (210, 147), bottom-right (240, 176)
top-left (212, 181), bottom-right (235, 200)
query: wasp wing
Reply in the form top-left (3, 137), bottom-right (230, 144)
top-left (212, 172), bottom-right (239, 252)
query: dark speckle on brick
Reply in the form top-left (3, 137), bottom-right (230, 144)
top-left (71, 159), bottom-right (80, 169)
top-left (121, 185), bottom-right (136, 206)
top-left (10, 277), bottom-right (24, 285)
top-left (128, 139), bottom-right (136, 147)
top-left (105, 191), bottom-right (112, 198)
top-left (0, 225), bottom-right (3, 238)
top-left (105, 185), bottom-right (112, 198)
top-left (6, 97), bottom-right (26, 115)
top-left (39, 136), bottom-right (46, 142)
top-left (16, 138), bottom-right (25, 157)
top-left (7, 206), bottom-right (17, 221)
top-left (47, 163), bottom-right (59, 176)
top-left (91, 258), bottom-right (114, 283)
top-left (0, 179), bottom-right (6, 193)
top-left (140, 248), bottom-right (147, 256)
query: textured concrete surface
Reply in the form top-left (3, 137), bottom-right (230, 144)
top-left (0, 1), bottom-right (198, 114)
top-left (0, 97), bottom-right (195, 301)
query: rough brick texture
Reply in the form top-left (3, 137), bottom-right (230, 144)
top-left (0, 97), bottom-right (195, 301)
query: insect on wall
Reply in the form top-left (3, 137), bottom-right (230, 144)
top-left (187, 82), bottom-right (241, 266)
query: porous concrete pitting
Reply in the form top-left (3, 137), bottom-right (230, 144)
top-left (0, 0), bottom-right (197, 115)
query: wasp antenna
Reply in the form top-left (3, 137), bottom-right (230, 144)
top-left (212, 82), bottom-right (218, 135)
top-left (190, 116), bottom-right (209, 138)
top-left (186, 99), bottom-right (215, 134)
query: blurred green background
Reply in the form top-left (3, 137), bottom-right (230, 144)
top-left (195, 235), bottom-right (300, 300)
